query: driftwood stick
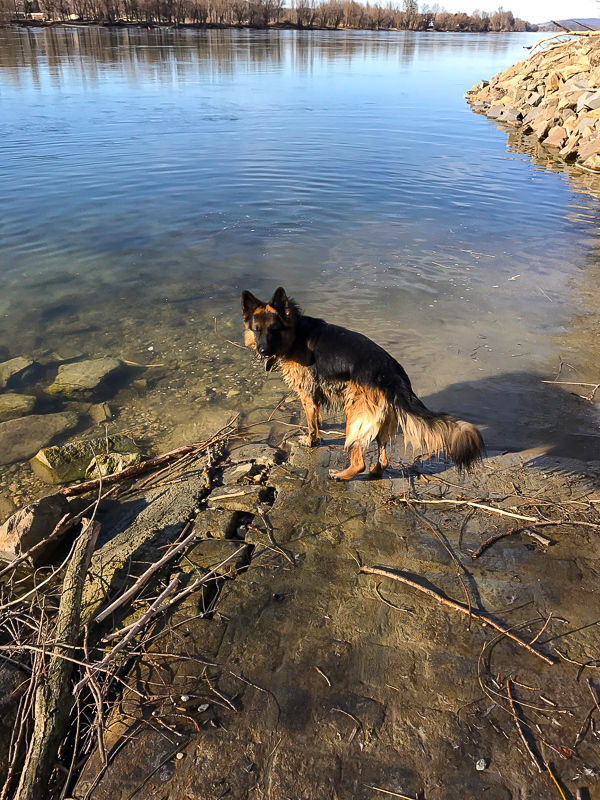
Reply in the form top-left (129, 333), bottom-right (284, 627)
top-left (74, 574), bottom-right (181, 695)
top-left (472, 519), bottom-right (599, 559)
top-left (93, 520), bottom-right (196, 624)
top-left (361, 565), bottom-right (554, 665)
top-left (506, 678), bottom-right (545, 773)
top-left (391, 497), bottom-right (539, 521)
top-left (14, 519), bottom-right (100, 800)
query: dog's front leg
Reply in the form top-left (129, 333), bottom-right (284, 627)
top-left (298, 391), bottom-right (320, 447)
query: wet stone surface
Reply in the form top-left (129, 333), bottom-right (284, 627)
top-left (74, 438), bottom-right (600, 800)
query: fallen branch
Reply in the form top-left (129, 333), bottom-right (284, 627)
top-left (14, 519), bottom-right (100, 800)
top-left (472, 519), bottom-right (598, 559)
top-left (506, 678), bottom-right (545, 773)
top-left (101, 544), bottom-right (248, 642)
top-left (361, 565), bottom-right (554, 665)
top-left (74, 574), bottom-right (181, 695)
top-left (92, 519), bottom-right (196, 624)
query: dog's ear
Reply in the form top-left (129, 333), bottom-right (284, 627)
top-left (270, 287), bottom-right (290, 317)
top-left (242, 291), bottom-right (262, 319)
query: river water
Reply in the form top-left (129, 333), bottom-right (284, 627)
top-left (0, 27), bottom-right (599, 490)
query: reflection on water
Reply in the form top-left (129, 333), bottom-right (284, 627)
top-left (0, 27), bottom-right (599, 499)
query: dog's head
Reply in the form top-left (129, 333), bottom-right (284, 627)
top-left (241, 287), bottom-right (297, 362)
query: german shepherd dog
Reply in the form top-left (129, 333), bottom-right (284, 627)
top-left (242, 288), bottom-right (484, 480)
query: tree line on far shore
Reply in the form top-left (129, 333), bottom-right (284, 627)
top-left (4, 0), bottom-right (537, 32)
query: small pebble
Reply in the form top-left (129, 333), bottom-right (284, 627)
top-left (176, 752), bottom-right (184, 760)
top-left (476, 758), bottom-right (488, 771)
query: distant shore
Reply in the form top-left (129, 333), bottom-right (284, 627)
top-left (4, 19), bottom-right (536, 34)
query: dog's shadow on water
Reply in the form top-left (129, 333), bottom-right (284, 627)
top-left (421, 369), bottom-right (599, 465)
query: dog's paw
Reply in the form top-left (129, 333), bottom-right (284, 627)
top-left (298, 434), bottom-right (317, 447)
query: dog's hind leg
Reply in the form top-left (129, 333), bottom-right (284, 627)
top-left (298, 391), bottom-right (320, 447)
top-left (369, 409), bottom-right (396, 478)
top-left (369, 434), bottom-right (389, 478)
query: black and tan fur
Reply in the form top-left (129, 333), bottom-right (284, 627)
top-left (242, 287), bottom-right (484, 480)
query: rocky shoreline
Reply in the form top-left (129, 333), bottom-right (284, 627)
top-left (467, 34), bottom-right (600, 169)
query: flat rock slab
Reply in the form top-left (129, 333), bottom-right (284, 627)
top-left (46, 357), bottom-right (124, 397)
top-left (0, 394), bottom-right (35, 422)
top-left (0, 412), bottom-right (79, 466)
top-left (75, 444), bottom-right (600, 800)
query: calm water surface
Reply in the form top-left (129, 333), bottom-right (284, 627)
top-left (1, 27), bottom-right (599, 478)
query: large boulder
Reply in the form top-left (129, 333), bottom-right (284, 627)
top-left (0, 412), bottom-right (78, 466)
top-left (46, 357), bottom-right (124, 397)
top-left (0, 357), bottom-right (36, 390)
top-left (0, 493), bottom-right (71, 564)
top-left (30, 434), bottom-right (140, 484)
top-left (0, 394), bottom-right (35, 422)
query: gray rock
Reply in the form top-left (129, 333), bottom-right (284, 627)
top-left (164, 407), bottom-right (237, 449)
top-left (31, 434), bottom-right (140, 484)
top-left (579, 137), bottom-right (600, 161)
top-left (89, 402), bottom-right (112, 424)
top-left (0, 394), bottom-right (35, 422)
top-left (0, 412), bottom-right (78, 466)
top-left (222, 462), bottom-right (255, 484)
top-left (586, 91), bottom-right (600, 110)
top-left (207, 485), bottom-right (268, 513)
top-left (577, 91), bottom-right (595, 112)
top-left (193, 508), bottom-right (238, 539)
top-left (544, 125), bottom-right (567, 148)
top-left (46, 357), bottom-right (124, 397)
top-left (0, 494), bottom-right (16, 525)
top-left (183, 539), bottom-right (250, 578)
top-left (0, 493), bottom-right (70, 564)
top-left (229, 443), bottom-right (281, 467)
top-left (0, 357), bottom-right (35, 390)
top-left (85, 451), bottom-right (140, 480)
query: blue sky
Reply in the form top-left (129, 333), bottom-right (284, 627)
top-left (440, 0), bottom-right (599, 23)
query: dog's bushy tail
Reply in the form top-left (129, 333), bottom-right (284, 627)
top-left (394, 385), bottom-right (484, 471)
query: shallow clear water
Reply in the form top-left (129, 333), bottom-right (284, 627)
top-left (1, 27), bottom-right (599, 481)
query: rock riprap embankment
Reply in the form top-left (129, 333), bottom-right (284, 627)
top-left (467, 35), bottom-right (600, 168)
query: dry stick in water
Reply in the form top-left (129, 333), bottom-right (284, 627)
top-left (14, 519), bottom-right (101, 800)
top-left (361, 565), bottom-right (554, 665)
top-left (506, 678), bottom-right (545, 773)
top-left (93, 520), bottom-right (196, 624)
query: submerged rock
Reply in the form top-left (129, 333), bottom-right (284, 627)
top-left (0, 493), bottom-right (70, 564)
top-left (0, 357), bottom-right (36, 390)
top-left (0, 412), bottom-right (78, 466)
top-left (0, 394), bottom-right (35, 422)
top-left (30, 434), bottom-right (140, 484)
top-left (46, 357), bottom-right (124, 397)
